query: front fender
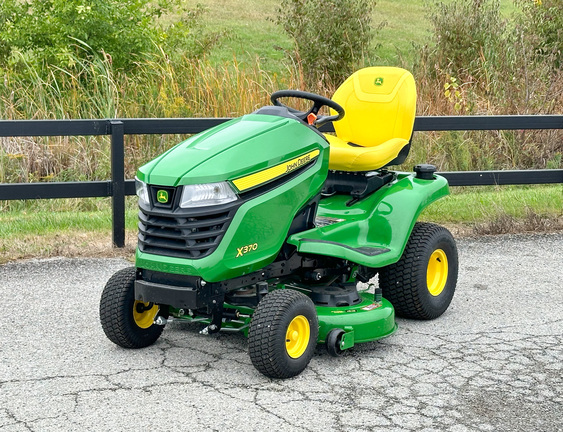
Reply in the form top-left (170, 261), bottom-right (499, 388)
top-left (287, 173), bottom-right (449, 268)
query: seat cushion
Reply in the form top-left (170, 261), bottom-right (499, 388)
top-left (332, 67), bottom-right (416, 148)
top-left (325, 134), bottom-right (409, 171)
top-left (327, 67), bottom-right (416, 171)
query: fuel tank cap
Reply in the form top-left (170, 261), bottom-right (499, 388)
top-left (414, 164), bottom-right (437, 180)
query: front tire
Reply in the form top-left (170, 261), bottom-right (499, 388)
top-left (249, 289), bottom-right (318, 379)
top-left (379, 222), bottom-right (458, 320)
top-left (100, 267), bottom-right (164, 348)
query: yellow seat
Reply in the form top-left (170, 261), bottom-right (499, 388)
top-left (327, 67), bottom-right (417, 171)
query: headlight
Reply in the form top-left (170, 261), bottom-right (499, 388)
top-left (135, 177), bottom-right (150, 206)
top-left (179, 182), bottom-right (238, 208)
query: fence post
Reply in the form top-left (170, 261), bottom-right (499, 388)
top-left (110, 120), bottom-right (125, 248)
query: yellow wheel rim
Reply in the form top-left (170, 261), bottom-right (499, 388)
top-left (427, 249), bottom-right (448, 296)
top-left (133, 301), bottom-right (159, 329)
top-left (285, 315), bottom-right (310, 359)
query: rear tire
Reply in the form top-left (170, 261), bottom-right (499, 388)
top-left (100, 267), bottom-right (164, 348)
top-left (379, 222), bottom-right (458, 320)
top-left (249, 289), bottom-right (318, 379)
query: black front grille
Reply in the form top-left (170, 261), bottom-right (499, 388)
top-left (138, 207), bottom-right (235, 259)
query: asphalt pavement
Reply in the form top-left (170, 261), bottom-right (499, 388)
top-left (0, 233), bottom-right (562, 431)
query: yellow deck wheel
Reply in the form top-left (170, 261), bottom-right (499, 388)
top-left (285, 315), bottom-right (311, 359)
top-left (133, 301), bottom-right (159, 329)
top-left (427, 249), bottom-right (448, 296)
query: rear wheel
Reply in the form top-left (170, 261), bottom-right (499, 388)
top-left (379, 223), bottom-right (458, 320)
top-left (249, 289), bottom-right (318, 379)
top-left (100, 267), bottom-right (165, 348)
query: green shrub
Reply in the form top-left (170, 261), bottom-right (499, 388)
top-left (515, 0), bottom-right (563, 69)
top-left (422, 0), bottom-right (562, 112)
top-left (413, 0), bottom-right (562, 170)
top-left (426, 0), bottom-right (507, 80)
top-left (276, 0), bottom-right (374, 88)
top-left (0, 0), bottom-right (217, 73)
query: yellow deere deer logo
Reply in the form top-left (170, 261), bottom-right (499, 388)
top-left (374, 77), bottom-right (384, 86)
top-left (157, 190), bottom-right (169, 204)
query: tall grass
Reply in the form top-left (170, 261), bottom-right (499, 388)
top-left (1, 33), bottom-right (561, 189)
top-left (0, 51), bottom-right (307, 185)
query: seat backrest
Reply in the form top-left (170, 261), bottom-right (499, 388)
top-left (332, 67), bottom-right (416, 147)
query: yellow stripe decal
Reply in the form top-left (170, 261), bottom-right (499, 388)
top-left (233, 149), bottom-right (320, 192)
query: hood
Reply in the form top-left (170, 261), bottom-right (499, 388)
top-left (138, 114), bottom-right (326, 187)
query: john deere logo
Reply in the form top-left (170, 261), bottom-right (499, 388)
top-left (374, 77), bottom-right (384, 86)
top-left (157, 190), bottom-right (169, 203)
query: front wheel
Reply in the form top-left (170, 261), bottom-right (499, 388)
top-left (249, 289), bottom-right (319, 379)
top-left (99, 267), bottom-right (164, 348)
top-left (379, 223), bottom-right (458, 320)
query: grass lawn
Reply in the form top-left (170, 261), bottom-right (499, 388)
top-left (421, 185), bottom-right (563, 232)
top-left (199, 0), bottom-right (291, 73)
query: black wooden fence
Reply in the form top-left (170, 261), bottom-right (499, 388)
top-left (1, 115), bottom-right (562, 247)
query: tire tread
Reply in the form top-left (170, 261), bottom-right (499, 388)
top-left (379, 222), bottom-right (458, 320)
top-left (249, 290), bottom-right (318, 379)
top-left (100, 267), bottom-right (163, 348)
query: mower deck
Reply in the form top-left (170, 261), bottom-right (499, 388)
top-left (167, 289), bottom-right (396, 352)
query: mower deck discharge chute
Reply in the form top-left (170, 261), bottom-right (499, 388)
top-left (100, 67), bottom-right (458, 379)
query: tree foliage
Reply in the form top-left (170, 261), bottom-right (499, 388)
top-left (0, 0), bottom-right (213, 72)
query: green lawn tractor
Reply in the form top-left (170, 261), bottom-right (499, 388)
top-left (100, 67), bottom-right (458, 379)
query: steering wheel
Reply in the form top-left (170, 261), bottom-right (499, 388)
top-left (270, 90), bottom-right (345, 127)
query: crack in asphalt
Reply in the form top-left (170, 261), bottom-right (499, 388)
top-left (1, 233), bottom-right (562, 431)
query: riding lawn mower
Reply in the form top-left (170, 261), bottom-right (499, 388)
top-left (100, 67), bottom-right (458, 379)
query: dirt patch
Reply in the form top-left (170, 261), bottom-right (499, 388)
top-left (0, 230), bottom-right (136, 264)
top-left (472, 210), bottom-right (563, 236)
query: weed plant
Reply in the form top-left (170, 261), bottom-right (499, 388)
top-left (410, 0), bottom-right (562, 172)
